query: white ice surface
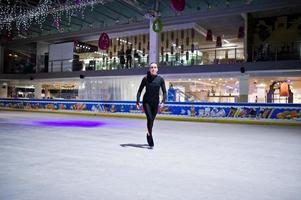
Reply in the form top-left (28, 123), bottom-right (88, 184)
top-left (0, 111), bottom-right (301, 200)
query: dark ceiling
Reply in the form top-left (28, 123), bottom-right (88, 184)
top-left (0, 0), bottom-right (299, 42)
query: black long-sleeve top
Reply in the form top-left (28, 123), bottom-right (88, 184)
top-left (136, 72), bottom-right (167, 105)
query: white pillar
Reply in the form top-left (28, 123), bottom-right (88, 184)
top-left (34, 83), bottom-right (42, 99)
top-left (149, 17), bottom-right (160, 65)
top-left (36, 42), bottom-right (49, 73)
top-left (0, 45), bottom-right (4, 73)
top-left (239, 74), bottom-right (249, 102)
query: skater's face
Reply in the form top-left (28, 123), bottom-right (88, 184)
top-left (149, 63), bottom-right (158, 76)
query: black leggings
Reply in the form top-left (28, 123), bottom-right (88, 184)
top-left (143, 103), bottom-right (158, 135)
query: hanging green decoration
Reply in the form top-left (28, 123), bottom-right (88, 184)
top-left (153, 18), bottom-right (163, 32)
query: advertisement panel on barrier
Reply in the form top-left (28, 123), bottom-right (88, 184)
top-left (0, 99), bottom-right (300, 122)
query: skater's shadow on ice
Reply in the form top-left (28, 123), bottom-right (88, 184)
top-left (120, 143), bottom-right (152, 149)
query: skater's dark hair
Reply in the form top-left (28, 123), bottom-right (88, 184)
top-left (149, 62), bottom-right (157, 67)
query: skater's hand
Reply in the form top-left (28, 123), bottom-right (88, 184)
top-left (159, 102), bottom-right (164, 108)
top-left (136, 103), bottom-right (141, 110)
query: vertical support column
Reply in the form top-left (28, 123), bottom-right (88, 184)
top-left (36, 42), bottom-right (49, 73)
top-left (238, 74), bottom-right (249, 102)
top-left (0, 45), bottom-right (4, 73)
top-left (241, 13), bottom-right (248, 61)
top-left (34, 83), bottom-right (42, 99)
top-left (149, 17), bottom-right (160, 65)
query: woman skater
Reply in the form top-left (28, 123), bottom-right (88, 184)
top-left (136, 63), bottom-right (166, 148)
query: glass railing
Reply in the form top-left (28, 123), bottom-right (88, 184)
top-left (250, 41), bottom-right (301, 62)
top-left (44, 47), bottom-right (246, 72)
top-left (3, 41), bottom-right (301, 74)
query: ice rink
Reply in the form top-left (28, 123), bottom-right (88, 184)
top-left (0, 111), bottom-right (301, 200)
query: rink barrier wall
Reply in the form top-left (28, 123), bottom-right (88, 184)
top-left (0, 98), bottom-right (301, 126)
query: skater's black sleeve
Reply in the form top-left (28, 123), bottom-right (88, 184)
top-left (161, 78), bottom-right (167, 103)
top-left (136, 77), bottom-right (146, 104)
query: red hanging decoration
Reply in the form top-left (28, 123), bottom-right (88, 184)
top-left (216, 36), bottom-right (222, 47)
top-left (98, 32), bottom-right (110, 50)
top-left (206, 29), bottom-right (213, 41)
top-left (170, 0), bottom-right (185, 12)
top-left (238, 26), bottom-right (245, 39)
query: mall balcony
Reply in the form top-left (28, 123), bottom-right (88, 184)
top-left (0, 0), bottom-right (300, 103)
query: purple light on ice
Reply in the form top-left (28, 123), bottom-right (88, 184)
top-left (33, 120), bottom-right (106, 128)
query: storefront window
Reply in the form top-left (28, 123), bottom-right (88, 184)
top-left (4, 75), bottom-right (301, 104)
top-left (249, 78), bottom-right (301, 103)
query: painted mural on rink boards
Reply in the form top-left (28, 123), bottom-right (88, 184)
top-left (0, 99), bottom-right (300, 121)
